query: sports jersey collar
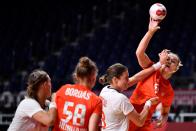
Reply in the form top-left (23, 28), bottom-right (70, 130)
top-left (157, 70), bottom-right (170, 83)
top-left (107, 85), bottom-right (120, 93)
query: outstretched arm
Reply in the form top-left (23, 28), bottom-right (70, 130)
top-left (33, 93), bottom-right (57, 126)
top-left (128, 65), bottom-right (157, 87)
top-left (136, 18), bottom-right (161, 68)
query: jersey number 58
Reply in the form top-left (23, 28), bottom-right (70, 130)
top-left (62, 101), bottom-right (86, 126)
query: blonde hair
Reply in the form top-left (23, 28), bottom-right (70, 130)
top-left (72, 57), bottom-right (98, 83)
top-left (169, 52), bottom-right (183, 70)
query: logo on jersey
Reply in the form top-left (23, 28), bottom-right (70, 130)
top-left (154, 83), bottom-right (159, 94)
top-left (65, 88), bottom-right (91, 100)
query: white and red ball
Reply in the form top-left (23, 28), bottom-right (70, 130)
top-left (149, 3), bottom-right (167, 20)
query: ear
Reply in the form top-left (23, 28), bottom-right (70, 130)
top-left (42, 81), bottom-right (47, 88)
top-left (112, 77), bottom-right (118, 85)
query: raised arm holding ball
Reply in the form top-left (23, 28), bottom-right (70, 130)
top-left (129, 3), bottom-right (183, 131)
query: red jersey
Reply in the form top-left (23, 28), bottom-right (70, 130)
top-left (53, 84), bottom-right (102, 131)
top-left (130, 70), bottom-right (174, 107)
top-left (129, 70), bottom-right (174, 131)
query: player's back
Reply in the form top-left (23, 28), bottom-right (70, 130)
top-left (53, 84), bottom-right (101, 131)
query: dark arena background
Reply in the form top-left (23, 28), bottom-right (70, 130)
top-left (0, 0), bottom-right (196, 130)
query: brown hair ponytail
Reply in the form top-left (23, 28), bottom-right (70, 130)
top-left (27, 69), bottom-right (50, 101)
top-left (99, 63), bottom-right (128, 85)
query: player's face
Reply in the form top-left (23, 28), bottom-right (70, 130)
top-left (116, 70), bottom-right (129, 91)
top-left (44, 79), bottom-right (52, 98)
top-left (164, 54), bottom-right (179, 74)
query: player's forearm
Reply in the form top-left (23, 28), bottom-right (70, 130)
top-left (129, 66), bottom-right (154, 85)
top-left (133, 101), bottom-right (152, 127)
top-left (47, 108), bottom-right (57, 126)
top-left (136, 31), bottom-right (155, 68)
top-left (136, 31), bottom-right (154, 57)
top-left (128, 107), bottom-right (149, 127)
top-left (43, 102), bottom-right (57, 126)
top-left (137, 105), bottom-right (149, 126)
top-left (128, 62), bottom-right (161, 87)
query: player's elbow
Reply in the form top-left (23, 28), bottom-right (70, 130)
top-left (135, 120), bottom-right (145, 127)
top-left (135, 52), bottom-right (144, 64)
top-left (136, 49), bottom-right (144, 57)
top-left (136, 51), bottom-right (140, 58)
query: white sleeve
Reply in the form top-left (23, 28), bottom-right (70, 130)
top-left (120, 96), bottom-right (134, 116)
top-left (22, 99), bottom-right (43, 117)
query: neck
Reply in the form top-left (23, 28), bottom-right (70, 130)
top-left (160, 68), bottom-right (172, 80)
top-left (110, 84), bottom-right (121, 92)
top-left (78, 81), bottom-right (91, 90)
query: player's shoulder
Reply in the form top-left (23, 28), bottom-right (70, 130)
top-left (82, 91), bottom-right (101, 108)
top-left (18, 97), bottom-right (40, 109)
top-left (162, 81), bottom-right (174, 97)
top-left (56, 84), bottom-right (72, 93)
top-left (61, 84), bottom-right (73, 89)
top-left (21, 97), bottom-right (37, 104)
top-left (110, 89), bottom-right (128, 101)
top-left (89, 90), bottom-right (101, 101)
top-left (99, 86), bottom-right (109, 94)
top-left (111, 93), bottom-right (129, 107)
top-left (118, 93), bottom-right (129, 101)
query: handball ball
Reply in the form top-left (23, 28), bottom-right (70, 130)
top-left (149, 3), bottom-right (167, 20)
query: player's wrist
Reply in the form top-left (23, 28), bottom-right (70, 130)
top-left (49, 102), bottom-right (57, 109)
top-left (144, 100), bottom-right (152, 109)
top-left (148, 30), bottom-right (156, 36)
top-left (152, 62), bottom-right (162, 70)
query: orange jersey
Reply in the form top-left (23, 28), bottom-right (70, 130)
top-left (53, 84), bottom-right (102, 131)
top-left (129, 70), bottom-right (174, 131)
top-left (130, 70), bottom-right (174, 107)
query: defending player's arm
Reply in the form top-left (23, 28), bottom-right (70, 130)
top-left (32, 93), bottom-right (57, 126)
top-left (33, 105), bottom-right (56, 126)
top-left (128, 50), bottom-right (168, 87)
top-left (127, 97), bottom-right (159, 127)
top-left (136, 18), bottom-right (160, 68)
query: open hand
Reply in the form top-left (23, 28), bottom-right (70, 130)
top-left (148, 17), bottom-right (161, 33)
